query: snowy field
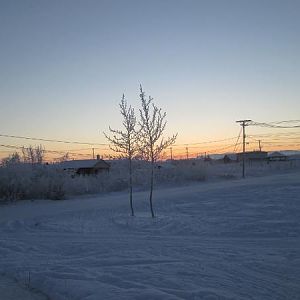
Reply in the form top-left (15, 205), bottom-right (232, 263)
top-left (0, 171), bottom-right (299, 299)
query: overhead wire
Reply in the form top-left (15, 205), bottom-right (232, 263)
top-left (173, 136), bottom-right (238, 146)
top-left (1, 120), bottom-right (300, 160)
top-left (233, 127), bottom-right (242, 153)
top-left (0, 144), bottom-right (96, 158)
top-left (249, 120), bottom-right (300, 129)
top-left (0, 133), bottom-right (108, 146)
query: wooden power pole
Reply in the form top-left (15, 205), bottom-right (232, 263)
top-left (236, 120), bottom-right (252, 178)
top-left (258, 140), bottom-right (262, 152)
top-left (186, 146), bottom-right (189, 160)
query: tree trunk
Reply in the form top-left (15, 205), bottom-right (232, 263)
top-left (129, 157), bottom-right (134, 216)
top-left (149, 160), bottom-right (155, 218)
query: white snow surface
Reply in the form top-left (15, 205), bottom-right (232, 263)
top-left (0, 171), bottom-right (299, 299)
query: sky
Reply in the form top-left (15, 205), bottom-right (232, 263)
top-left (0, 0), bottom-right (300, 160)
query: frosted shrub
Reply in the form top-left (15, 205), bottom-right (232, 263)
top-left (63, 173), bottom-right (107, 195)
top-left (0, 160), bottom-right (205, 202)
top-left (154, 161), bottom-right (207, 185)
top-left (130, 160), bottom-right (207, 188)
top-left (0, 164), bottom-right (65, 201)
top-left (57, 159), bottom-right (205, 196)
top-left (1, 158), bottom-right (297, 202)
top-left (62, 166), bottom-right (129, 196)
top-left (45, 172), bottom-right (65, 200)
top-left (206, 161), bottom-right (240, 179)
top-left (24, 166), bottom-right (66, 200)
top-left (106, 177), bottom-right (128, 192)
top-left (0, 165), bottom-right (31, 201)
top-left (174, 163), bottom-right (207, 182)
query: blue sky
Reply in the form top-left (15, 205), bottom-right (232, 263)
top-left (0, 0), bottom-right (299, 157)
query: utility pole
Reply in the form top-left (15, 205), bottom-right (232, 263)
top-left (186, 145), bottom-right (189, 160)
top-left (258, 140), bottom-right (262, 152)
top-left (92, 148), bottom-right (95, 159)
top-left (170, 147), bottom-right (173, 160)
top-left (236, 120), bottom-right (252, 178)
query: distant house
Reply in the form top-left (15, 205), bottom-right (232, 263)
top-left (236, 151), bottom-right (268, 162)
top-left (223, 154), bottom-right (237, 163)
top-left (57, 159), bottom-right (110, 175)
top-left (268, 152), bottom-right (287, 162)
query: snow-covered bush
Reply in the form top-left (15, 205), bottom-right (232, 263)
top-left (129, 159), bottom-right (207, 189)
top-left (153, 160), bottom-right (207, 184)
top-left (0, 164), bottom-right (65, 201)
top-left (0, 164), bottom-right (31, 201)
top-left (1, 158), bottom-right (298, 202)
top-left (63, 172), bottom-right (107, 195)
top-left (62, 165), bottom-right (129, 195)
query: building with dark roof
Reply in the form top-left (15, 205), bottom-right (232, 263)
top-left (236, 151), bottom-right (268, 162)
top-left (57, 159), bottom-right (110, 175)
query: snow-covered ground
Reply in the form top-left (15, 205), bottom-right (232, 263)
top-left (0, 171), bottom-right (299, 299)
top-left (0, 275), bottom-right (47, 300)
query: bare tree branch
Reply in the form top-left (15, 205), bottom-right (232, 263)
top-left (103, 94), bottom-right (138, 216)
top-left (138, 85), bottom-right (177, 217)
top-left (21, 145), bottom-right (45, 164)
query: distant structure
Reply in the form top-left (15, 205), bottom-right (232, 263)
top-left (236, 151), bottom-right (268, 162)
top-left (268, 152), bottom-right (287, 162)
top-left (223, 154), bottom-right (237, 163)
top-left (57, 158), bottom-right (110, 176)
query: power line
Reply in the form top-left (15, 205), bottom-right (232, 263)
top-left (233, 128), bottom-right (242, 153)
top-left (0, 133), bottom-right (108, 146)
top-left (254, 141), bottom-right (300, 146)
top-left (206, 142), bottom-right (242, 154)
top-left (57, 147), bottom-right (107, 151)
top-left (0, 132), bottom-right (242, 148)
top-left (264, 119), bottom-right (300, 124)
top-left (1, 123), bottom-right (299, 161)
top-left (250, 136), bottom-right (300, 142)
top-left (250, 131), bottom-right (300, 137)
top-left (174, 136), bottom-right (238, 146)
top-left (249, 120), bottom-right (300, 129)
top-left (0, 144), bottom-right (97, 158)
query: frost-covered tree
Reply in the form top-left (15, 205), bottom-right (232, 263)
top-left (56, 152), bottom-right (70, 162)
top-left (138, 85), bottom-right (177, 218)
top-left (22, 145), bottom-right (45, 164)
top-left (1, 152), bottom-right (21, 166)
top-left (104, 94), bottom-right (138, 216)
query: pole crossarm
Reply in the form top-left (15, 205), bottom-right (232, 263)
top-left (236, 120), bottom-right (252, 125)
